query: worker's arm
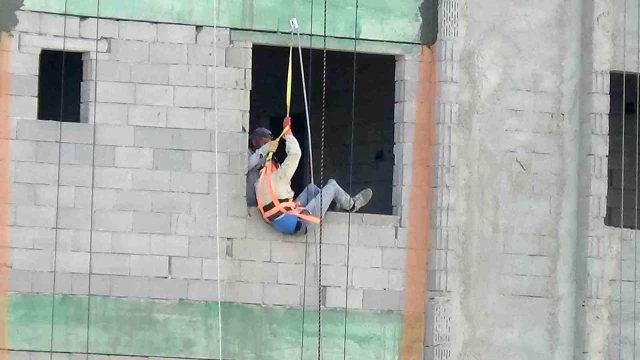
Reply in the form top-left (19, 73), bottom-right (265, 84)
top-left (247, 142), bottom-right (274, 173)
top-left (277, 134), bottom-right (302, 182)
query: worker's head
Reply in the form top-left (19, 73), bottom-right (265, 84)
top-left (249, 127), bottom-right (273, 151)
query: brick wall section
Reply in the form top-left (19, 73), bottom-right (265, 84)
top-left (7, 11), bottom-right (410, 312)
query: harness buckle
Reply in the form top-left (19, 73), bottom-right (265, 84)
top-left (289, 18), bottom-right (299, 31)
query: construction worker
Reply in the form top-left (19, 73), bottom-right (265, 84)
top-left (247, 127), bottom-right (278, 206)
top-left (255, 117), bottom-right (373, 235)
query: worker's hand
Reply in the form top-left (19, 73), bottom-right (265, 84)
top-left (267, 140), bottom-right (279, 153)
top-left (283, 117), bottom-right (292, 136)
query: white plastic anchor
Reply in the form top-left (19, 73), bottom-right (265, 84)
top-left (289, 18), bottom-right (299, 31)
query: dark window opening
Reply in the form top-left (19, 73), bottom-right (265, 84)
top-left (606, 72), bottom-right (640, 228)
top-left (38, 50), bottom-right (83, 122)
top-left (249, 45), bottom-right (396, 215)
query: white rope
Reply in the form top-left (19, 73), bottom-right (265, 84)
top-left (619, 0), bottom-right (627, 358)
top-left (213, 0), bottom-right (224, 358)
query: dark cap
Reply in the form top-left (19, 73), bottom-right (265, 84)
top-left (250, 127), bottom-right (273, 140)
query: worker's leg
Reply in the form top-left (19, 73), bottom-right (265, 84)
top-left (295, 183), bottom-right (321, 207)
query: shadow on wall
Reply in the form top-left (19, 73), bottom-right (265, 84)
top-left (0, 0), bottom-right (23, 33)
top-left (250, 45), bottom-right (397, 215)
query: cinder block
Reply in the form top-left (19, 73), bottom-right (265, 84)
top-left (320, 265), bottom-right (348, 287)
top-left (270, 242), bottom-right (306, 263)
top-left (80, 18), bottom-right (119, 39)
top-left (348, 247), bottom-right (383, 267)
top-left (111, 233), bottom-right (150, 254)
top-left (10, 96), bottom-right (37, 119)
top-left (204, 109), bottom-right (243, 132)
top-left (264, 284), bottom-right (300, 306)
top-left (132, 169), bottom-right (171, 191)
top-left (119, 21), bottom-right (157, 42)
top-left (174, 129), bottom-right (212, 150)
top-left (16, 11), bottom-right (40, 33)
top-left (217, 216), bottom-right (247, 238)
top-left (9, 269), bottom-right (32, 292)
top-left (113, 190), bottom-right (152, 211)
top-left (151, 192), bottom-right (190, 213)
top-left (158, 24), bottom-right (196, 44)
top-left (10, 52), bottom-right (39, 76)
top-left (202, 259), bottom-right (238, 280)
top-left (10, 183), bottom-right (36, 205)
top-left (325, 287), bottom-right (364, 309)
top-left (12, 249), bottom-right (53, 271)
top-left (187, 279), bottom-right (232, 301)
top-left (94, 146), bottom-right (115, 166)
top-left (174, 87), bottom-right (212, 109)
top-left (235, 282), bottom-right (263, 304)
top-left (57, 229), bottom-right (90, 252)
top-left (169, 65), bottom-right (207, 87)
top-left (152, 149), bottom-right (191, 171)
top-left (10, 140), bottom-right (37, 162)
top-left (353, 268), bottom-right (389, 289)
top-left (189, 236), bottom-right (229, 258)
top-left (382, 248), bottom-right (406, 269)
top-left (84, 60), bottom-right (131, 82)
top-left (34, 141), bottom-right (59, 164)
top-left (134, 127), bottom-right (172, 149)
top-left (31, 271), bottom-right (54, 293)
top-left (109, 40), bottom-right (149, 62)
top-left (170, 172), bottom-right (209, 193)
top-left (57, 207), bottom-right (91, 230)
top-left (196, 27), bottom-right (230, 46)
top-left (81, 102), bottom-right (129, 125)
top-left (133, 212), bottom-right (171, 234)
top-left (168, 107), bottom-right (206, 129)
top-left (187, 45), bottom-right (225, 66)
top-left (230, 239), bottom-right (269, 261)
top-left (207, 67), bottom-right (246, 89)
top-left (173, 213), bottom-right (209, 236)
top-left (91, 189), bottom-right (115, 211)
top-left (59, 143), bottom-right (92, 165)
top-left (225, 47), bottom-right (252, 69)
top-left (128, 105), bottom-right (167, 128)
top-left (277, 263), bottom-right (310, 285)
top-left (388, 269), bottom-right (404, 290)
top-left (355, 225), bottom-right (396, 247)
top-left (14, 162), bottom-right (57, 185)
top-left (115, 147), bottom-right (153, 169)
top-left (89, 274), bottom-right (111, 295)
top-left (131, 64), bottom-right (170, 85)
top-left (191, 151), bottom-right (229, 173)
top-left (16, 119), bottom-right (59, 142)
top-left (10, 74), bottom-right (38, 96)
top-left (15, 205), bottom-right (55, 228)
top-left (59, 165), bottom-right (92, 187)
top-left (171, 257), bottom-right (202, 279)
top-left (94, 167), bottom-right (132, 189)
top-left (135, 84), bottom-right (173, 107)
top-left (308, 244), bottom-right (347, 266)
top-left (150, 235), bottom-right (189, 256)
top-left (96, 124), bottom-right (134, 146)
top-left (111, 276), bottom-right (150, 298)
top-left (84, 81), bottom-right (135, 104)
top-left (131, 255), bottom-right (169, 277)
top-left (11, 226), bottom-right (55, 249)
top-left (362, 290), bottom-right (403, 310)
top-left (93, 210), bottom-right (133, 232)
top-left (61, 122), bottom-right (94, 144)
top-left (74, 187), bottom-right (92, 209)
top-left (213, 89), bottom-right (250, 111)
top-left (239, 261), bottom-right (277, 283)
top-left (150, 278), bottom-right (188, 300)
top-left (150, 43), bottom-right (188, 64)
top-left (55, 251), bottom-right (90, 273)
top-left (92, 253), bottom-right (130, 275)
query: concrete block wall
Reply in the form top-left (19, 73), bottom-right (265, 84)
top-left (7, 11), bottom-right (410, 323)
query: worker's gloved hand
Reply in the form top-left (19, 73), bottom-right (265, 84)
top-left (267, 140), bottom-right (279, 153)
top-left (283, 117), bottom-right (292, 136)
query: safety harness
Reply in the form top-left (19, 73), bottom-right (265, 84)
top-left (255, 39), bottom-right (320, 227)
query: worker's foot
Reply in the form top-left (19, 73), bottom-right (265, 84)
top-left (349, 189), bottom-right (373, 213)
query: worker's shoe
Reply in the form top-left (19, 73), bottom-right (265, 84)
top-left (349, 189), bottom-right (373, 213)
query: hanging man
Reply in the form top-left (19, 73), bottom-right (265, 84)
top-left (247, 127), bottom-right (278, 206)
top-left (255, 117), bottom-right (373, 235)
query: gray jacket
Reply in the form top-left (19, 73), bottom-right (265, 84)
top-left (246, 144), bottom-right (269, 206)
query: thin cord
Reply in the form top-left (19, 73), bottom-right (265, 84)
top-left (213, 0), bottom-right (224, 357)
top-left (634, 0), bottom-right (640, 355)
top-left (318, 0), bottom-right (328, 357)
top-left (49, 0), bottom-right (69, 355)
top-left (343, 1), bottom-right (358, 357)
top-left (620, 0), bottom-right (628, 357)
top-left (85, 0), bottom-right (102, 356)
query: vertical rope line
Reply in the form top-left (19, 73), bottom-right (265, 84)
top-left (342, 0), bottom-right (358, 358)
top-left (86, 0), bottom-right (102, 356)
top-left (318, 0), bottom-right (328, 358)
top-left (213, 0), bottom-right (224, 358)
top-left (49, 0), bottom-right (69, 356)
top-left (634, 1), bottom-right (640, 356)
top-left (620, 0), bottom-right (628, 357)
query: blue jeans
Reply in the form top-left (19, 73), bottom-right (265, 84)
top-left (295, 180), bottom-right (352, 234)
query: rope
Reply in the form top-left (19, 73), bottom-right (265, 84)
top-left (619, 0), bottom-right (627, 357)
top-left (85, 0), bottom-right (102, 355)
top-left (213, 0), bottom-right (224, 357)
top-left (634, 0), bottom-right (640, 355)
top-left (343, 0), bottom-right (358, 357)
top-left (318, 0), bottom-right (328, 357)
top-left (49, 0), bottom-right (69, 355)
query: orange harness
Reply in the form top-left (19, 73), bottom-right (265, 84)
top-left (256, 160), bottom-right (320, 225)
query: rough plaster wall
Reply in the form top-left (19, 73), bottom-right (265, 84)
top-left (451, 0), bottom-right (583, 358)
